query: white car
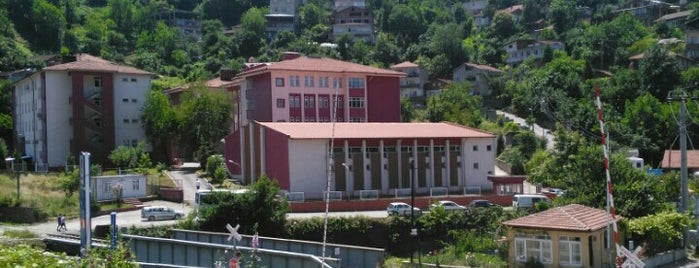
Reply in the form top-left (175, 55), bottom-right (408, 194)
top-left (387, 202), bottom-right (421, 216)
top-left (141, 206), bottom-right (185, 221)
top-left (430, 200), bottom-right (468, 211)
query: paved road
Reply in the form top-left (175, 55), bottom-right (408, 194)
top-left (496, 110), bottom-right (555, 149)
top-left (166, 169), bottom-right (210, 206)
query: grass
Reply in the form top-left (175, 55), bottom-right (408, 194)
top-left (0, 168), bottom-right (180, 219)
top-left (97, 201), bottom-right (135, 211)
top-left (2, 229), bottom-right (38, 239)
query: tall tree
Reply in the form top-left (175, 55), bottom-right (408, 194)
top-left (177, 87), bottom-right (231, 163)
top-left (425, 82), bottom-right (482, 127)
top-left (141, 89), bottom-right (177, 163)
top-left (240, 7), bottom-right (266, 36)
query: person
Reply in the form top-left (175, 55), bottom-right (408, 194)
top-left (60, 215), bottom-right (66, 231)
top-left (56, 214), bottom-right (62, 231)
top-left (195, 178), bottom-right (201, 190)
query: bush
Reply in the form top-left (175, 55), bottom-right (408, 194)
top-left (626, 211), bottom-right (690, 255)
top-left (205, 154), bottom-right (224, 178)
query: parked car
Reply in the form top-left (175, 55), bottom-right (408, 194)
top-left (512, 194), bottom-right (551, 209)
top-left (141, 206), bottom-right (185, 221)
top-left (429, 200), bottom-right (468, 211)
top-left (387, 202), bottom-right (421, 216)
top-left (468, 199), bottom-right (498, 208)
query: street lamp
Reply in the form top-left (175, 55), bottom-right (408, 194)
top-left (5, 157), bottom-right (20, 199)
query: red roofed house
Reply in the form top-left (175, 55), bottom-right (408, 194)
top-left (661, 150), bottom-right (699, 173)
top-left (390, 61), bottom-right (429, 101)
top-left (223, 52), bottom-right (407, 181)
top-left (502, 204), bottom-right (617, 267)
top-left (234, 122), bottom-right (495, 199)
top-left (452, 62), bottom-right (503, 96)
top-left (12, 54), bottom-right (154, 168)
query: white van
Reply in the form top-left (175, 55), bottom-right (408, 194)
top-left (512, 194), bottom-right (551, 209)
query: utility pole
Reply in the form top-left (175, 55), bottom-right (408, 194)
top-left (668, 91), bottom-right (692, 247)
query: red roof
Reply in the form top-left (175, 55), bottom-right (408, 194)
top-left (239, 56), bottom-right (406, 77)
top-left (257, 122), bottom-right (495, 139)
top-left (464, 63), bottom-right (502, 73)
top-left (391, 61), bottom-right (420, 69)
top-left (661, 150), bottom-right (699, 169)
top-left (502, 204), bottom-right (612, 232)
top-left (44, 54), bottom-right (152, 75)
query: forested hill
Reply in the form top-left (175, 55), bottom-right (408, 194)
top-left (2, 0), bottom-right (699, 168)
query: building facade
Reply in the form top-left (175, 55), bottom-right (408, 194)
top-left (452, 63), bottom-right (502, 96)
top-left (12, 54), bottom-right (153, 168)
top-left (265, 0), bottom-right (306, 40)
top-left (331, 0), bottom-right (375, 42)
top-left (232, 122), bottom-right (496, 199)
top-left (223, 53), bottom-right (405, 178)
top-left (390, 61), bottom-right (429, 100)
top-left (505, 40), bottom-right (565, 66)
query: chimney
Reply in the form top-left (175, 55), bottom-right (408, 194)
top-left (220, 69), bottom-right (235, 81)
top-left (281, 52), bottom-right (302, 61)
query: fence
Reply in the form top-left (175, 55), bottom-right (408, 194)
top-left (286, 192), bottom-right (305, 202)
top-left (359, 190), bottom-right (379, 200)
top-left (430, 187), bottom-right (448, 197)
top-left (464, 186), bottom-right (482, 195)
top-left (323, 191), bottom-right (343, 201)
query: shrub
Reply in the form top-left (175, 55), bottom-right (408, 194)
top-left (626, 211), bottom-right (690, 255)
top-left (205, 154), bottom-right (224, 178)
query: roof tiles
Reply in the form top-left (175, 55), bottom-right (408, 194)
top-left (257, 122), bottom-right (495, 139)
top-left (44, 54), bottom-right (152, 75)
top-left (502, 204), bottom-right (612, 232)
top-left (240, 56), bottom-right (406, 77)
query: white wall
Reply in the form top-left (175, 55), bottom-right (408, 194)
top-left (92, 175), bottom-right (147, 201)
top-left (14, 73), bottom-right (42, 163)
top-left (462, 137), bottom-right (497, 190)
top-left (112, 73), bottom-right (151, 150)
top-left (44, 71), bottom-right (74, 167)
top-left (288, 139), bottom-right (328, 199)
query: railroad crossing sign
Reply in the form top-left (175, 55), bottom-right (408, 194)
top-left (226, 224), bottom-right (241, 242)
top-left (619, 246), bottom-right (644, 268)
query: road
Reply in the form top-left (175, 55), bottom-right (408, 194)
top-left (496, 110), bottom-right (555, 149)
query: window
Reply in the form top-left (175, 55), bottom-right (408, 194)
top-left (277, 98), bottom-right (286, 108)
top-left (123, 118), bottom-right (130, 123)
top-left (122, 98), bottom-right (129, 103)
top-left (123, 139), bottom-right (131, 146)
top-left (319, 77), bottom-right (329, 88)
top-left (290, 76), bottom-right (300, 87)
top-left (474, 163), bottom-right (479, 169)
top-left (289, 95), bottom-right (301, 108)
top-left (122, 78), bottom-right (128, 82)
top-left (559, 236), bottom-right (582, 265)
top-left (132, 180), bottom-right (140, 190)
top-left (348, 97), bottom-right (364, 108)
top-left (318, 96), bottom-right (329, 108)
top-left (348, 77), bottom-right (365, 88)
top-left (515, 235), bottom-right (552, 264)
top-left (304, 95), bottom-right (315, 108)
top-left (131, 78), bottom-right (137, 82)
top-left (350, 117), bottom-right (364, 122)
top-left (304, 76), bottom-right (315, 87)
top-left (487, 145), bottom-right (492, 151)
top-left (131, 118), bottom-right (138, 123)
top-left (131, 140), bottom-right (138, 147)
top-left (131, 98), bottom-right (137, 103)
top-left (333, 77), bottom-right (343, 88)
top-left (276, 78), bottom-right (285, 87)
top-left (94, 77), bottom-right (102, 87)
top-left (473, 145), bottom-right (478, 151)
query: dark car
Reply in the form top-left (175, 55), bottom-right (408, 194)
top-left (469, 199), bottom-right (498, 208)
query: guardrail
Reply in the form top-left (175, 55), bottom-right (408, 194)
top-left (359, 190), bottom-right (379, 200)
top-left (430, 187), bottom-right (448, 197)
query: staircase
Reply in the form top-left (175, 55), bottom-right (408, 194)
top-left (122, 198), bottom-right (145, 208)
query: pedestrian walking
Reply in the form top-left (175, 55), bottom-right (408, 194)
top-left (195, 178), bottom-right (201, 190)
top-left (56, 214), bottom-right (62, 231)
top-left (59, 215), bottom-right (66, 231)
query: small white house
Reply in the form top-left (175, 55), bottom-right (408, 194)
top-left (92, 175), bottom-right (147, 201)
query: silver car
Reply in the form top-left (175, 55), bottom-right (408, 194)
top-left (141, 206), bottom-right (185, 221)
top-left (387, 202), bottom-right (421, 216)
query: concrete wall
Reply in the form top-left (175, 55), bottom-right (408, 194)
top-left (112, 73), bottom-right (151, 150)
top-left (44, 70), bottom-right (74, 167)
top-left (288, 139), bottom-right (328, 199)
top-left (92, 175), bottom-right (147, 201)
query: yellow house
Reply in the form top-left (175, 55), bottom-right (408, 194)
top-left (502, 204), bottom-right (618, 267)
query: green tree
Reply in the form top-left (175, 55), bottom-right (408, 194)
top-left (177, 88), bottom-right (231, 164)
top-left (240, 7), bottom-right (266, 36)
top-left (297, 3), bottom-right (329, 31)
top-left (198, 175), bottom-right (289, 236)
top-left (639, 45), bottom-right (681, 99)
top-left (108, 143), bottom-right (146, 169)
top-left (425, 82), bottom-right (482, 127)
top-left (141, 89), bottom-right (177, 163)
top-left (489, 12), bottom-right (517, 40)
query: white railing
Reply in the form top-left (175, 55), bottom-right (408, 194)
top-left (359, 190), bottom-right (379, 200)
top-left (430, 187), bottom-right (448, 197)
top-left (464, 186), bottom-right (482, 196)
top-left (286, 192), bottom-right (305, 203)
top-left (394, 188), bottom-right (412, 198)
top-left (323, 191), bottom-right (343, 201)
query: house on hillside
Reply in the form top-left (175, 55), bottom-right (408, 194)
top-left (496, 5), bottom-right (524, 23)
top-left (265, 0), bottom-right (305, 40)
top-left (661, 150), bottom-right (699, 173)
top-left (614, 0), bottom-right (679, 25)
top-left (238, 122), bottom-right (496, 199)
top-left (331, 0), bottom-right (375, 43)
top-left (463, 0), bottom-right (490, 27)
top-left (502, 204), bottom-right (619, 267)
top-left (655, 10), bottom-right (692, 28)
top-left (505, 39), bottom-right (565, 66)
top-left (685, 17), bottom-right (699, 60)
top-left (390, 61), bottom-right (429, 102)
top-left (155, 9), bottom-right (202, 38)
top-left (452, 63), bottom-right (502, 96)
top-left (12, 54), bottom-right (154, 169)
top-left (222, 52), bottom-right (405, 182)
top-left (628, 51), bottom-right (696, 70)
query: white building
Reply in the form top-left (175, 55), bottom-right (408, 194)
top-left (505, 40), bottom-right (565, 66)
top-left (12, 54), bottom-right (153, 168)
top-left (452, 63), bottom-right (502, 96)
top-left (238, 122), bottom-right (497, 199)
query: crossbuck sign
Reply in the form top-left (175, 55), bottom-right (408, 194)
top-left (619, 246), bottom-right (644, 268)
top-left (226, 224), bottom-right (241, 242)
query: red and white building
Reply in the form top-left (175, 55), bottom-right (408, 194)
top-left (237, 122), bottom-right (496, 199)
top-left (12, 54), bottom-right (153, 168)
